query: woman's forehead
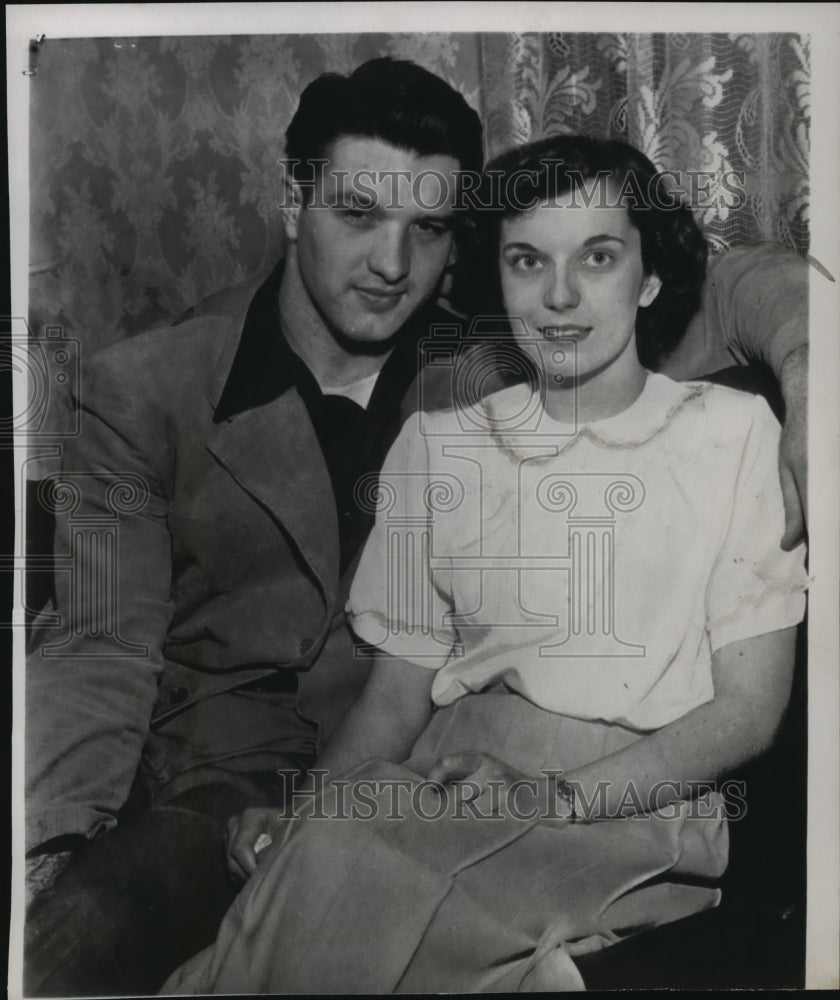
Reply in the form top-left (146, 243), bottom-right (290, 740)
top-left (500, 195), bottom-right (640, 248)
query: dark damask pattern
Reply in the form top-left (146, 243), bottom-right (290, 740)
top-left (26, 32), bottom-right (808, 466)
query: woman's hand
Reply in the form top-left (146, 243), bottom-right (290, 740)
top-left (225, 807), bottom-right (292, 882)
top-left (427, 751), bottom-right (573, 823)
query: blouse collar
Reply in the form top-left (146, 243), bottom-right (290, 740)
top-left (476, 373), bottom-right (705, 457)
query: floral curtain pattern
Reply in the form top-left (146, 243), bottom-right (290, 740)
top-left (481, 33), bottom-right (809, 254)
top-left (26, 31), bottom-right (809, 449)
top-left (28, 33), bottom-right (482, 361)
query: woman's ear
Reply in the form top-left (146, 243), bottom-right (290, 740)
top-left (281, 176), bottom-right (304, 241)
top-left (638, 272), bottom-right (662, 308)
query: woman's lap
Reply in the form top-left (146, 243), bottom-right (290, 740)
top-left (163, 694), bottom-right (729, 995)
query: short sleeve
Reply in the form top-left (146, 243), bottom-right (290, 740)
top-left (347, 413), bottom-right (460, 668)
top-left (706, 393), bottom-right (807, 651)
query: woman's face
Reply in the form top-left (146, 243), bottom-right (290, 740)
top-left (499, 183), bottom-right (661, 390)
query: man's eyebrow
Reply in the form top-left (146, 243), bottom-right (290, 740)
top-left (332, 191), bottom-right (376, 208)
top-left (501, 241), bottom-right (540, 253)
top-left (418, 211), bottom-right (456, 225)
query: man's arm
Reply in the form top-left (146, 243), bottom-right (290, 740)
top-left (658, 243), bottom-right (809, 547)
top-left (26, 350), bottom-right (175, 857)
top-left (778, 343), bottom-right (808, 550)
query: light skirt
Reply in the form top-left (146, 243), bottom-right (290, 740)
top-left (162, 691), bottom-right (728, 994)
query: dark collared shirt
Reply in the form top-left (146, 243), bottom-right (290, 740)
top-left (215, 264), bottom-right (449, 574)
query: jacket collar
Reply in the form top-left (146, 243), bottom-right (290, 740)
top-left (189, 260), bottom-right (459, 608)
top-left (212, 262), bottom-right (293, 421)
top-left (204, 257), bottom-right (456, 426)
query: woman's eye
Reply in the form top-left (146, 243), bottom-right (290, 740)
top-left (583, 249), bottom-right (613, 267)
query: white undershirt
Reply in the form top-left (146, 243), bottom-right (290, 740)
top-left (321, 370), bottom-right (380, 409)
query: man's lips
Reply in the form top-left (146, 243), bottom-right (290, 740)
top-left (355, 286), bottom-right (407, 311)
top-left (539, 325), bottom-right (592, 341)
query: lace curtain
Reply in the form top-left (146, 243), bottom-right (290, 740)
top-left (25, 31), bottom-right (809, 452)
top-left (480, 33), bottom-right (809, 255)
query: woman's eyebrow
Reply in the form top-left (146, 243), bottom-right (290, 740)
top-left (583, 234), bottom-right (625, 246)
top-left (502, 235), bottom-right (627, 252)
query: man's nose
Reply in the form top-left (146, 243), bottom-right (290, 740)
top-left (368, 227), bottom-right (410, 284)
top-left (543, 264), bottom-right (580, 310)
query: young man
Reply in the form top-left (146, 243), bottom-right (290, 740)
top-left (24, 58), bottom-right (483, 996)
top-left (24, 57), bottom-right (808, 995)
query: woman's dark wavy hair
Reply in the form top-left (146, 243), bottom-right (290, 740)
top-left (285, 57), bottom-right (484, 182)
top-left (456, 135), bottom-right (708, 370)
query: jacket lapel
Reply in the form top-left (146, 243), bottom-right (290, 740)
top-left (207, 388), bottom-right (339, 608)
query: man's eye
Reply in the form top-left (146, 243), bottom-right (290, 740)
top-left (415, 220), bottom-right (450, 238)
top-left (340, 207), bottom-right (374, 225)
top-left (511, 254), bottom-right (543, 271)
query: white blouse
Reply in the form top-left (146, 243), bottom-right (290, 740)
top-left (347, 373), bottom-right (807, 732)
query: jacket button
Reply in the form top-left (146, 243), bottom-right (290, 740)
top-left (298, 638), bottom-right (314, 655)
top-left (170, 686), bottom-right (189, 705)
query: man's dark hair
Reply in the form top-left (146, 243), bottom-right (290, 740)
top-left (285, 57), bottom-right (484, 183)
top-left (461, 135), bottom-right (708, 369)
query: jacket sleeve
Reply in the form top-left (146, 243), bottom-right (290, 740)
top-left (26, 349), bottom-right (175, 851)
top-left (658, 243), bottom-right (809, 381)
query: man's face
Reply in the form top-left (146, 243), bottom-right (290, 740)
top-left (286, 136), bottom-right (461, 347)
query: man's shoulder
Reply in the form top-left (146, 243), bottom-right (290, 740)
top-left (171, 268), bottom-right (270, 326)
top-left (87, 271), bottom-right (268, 387)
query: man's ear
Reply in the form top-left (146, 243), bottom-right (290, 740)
top-left (282, 176), bottom-right (304, 241)
top-left (638, 272), bottom-right (662, 308)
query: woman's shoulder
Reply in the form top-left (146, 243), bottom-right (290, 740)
top-left (681, 375), bottom-right (779, 427)
top-left (653, 372), bottom-right (779, 433)
top-left (648, 375), bottom-right (783, 487)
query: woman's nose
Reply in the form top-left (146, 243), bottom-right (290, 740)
top-left (368, 227), bottom-right (410, 284)
top-left (543, 265), bottom-right (580, 310)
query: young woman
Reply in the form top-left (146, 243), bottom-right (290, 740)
top-left (163, 137), bottom-right (807, 994)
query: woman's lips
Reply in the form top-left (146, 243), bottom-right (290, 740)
top-left (540, 325), bottom-right (592, 341)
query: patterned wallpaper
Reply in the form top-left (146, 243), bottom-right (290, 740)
top-left (25, 31), bottom-right (809, 455)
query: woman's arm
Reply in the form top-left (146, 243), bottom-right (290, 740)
top-left (312, 652), bottom-right (436, 778)
top-left (429, 626), bottom-right (798, 822)
top-left (561, 626), bottom-right (797, 820)
top-left (227, 653), bottom-right (435, 878)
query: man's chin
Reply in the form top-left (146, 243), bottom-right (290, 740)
top-left (331, 317), bottom-right (412, 355)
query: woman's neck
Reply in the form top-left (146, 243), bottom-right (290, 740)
top-left (541, 350), bottom-right (648, 425)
